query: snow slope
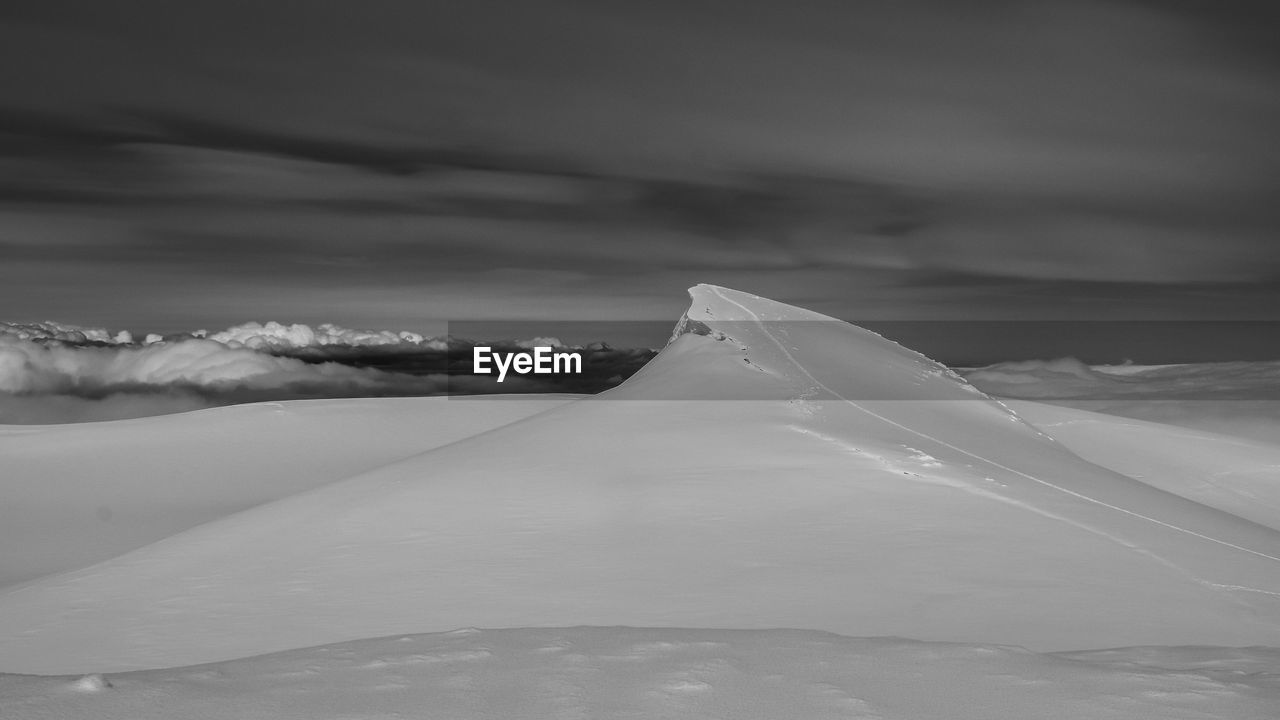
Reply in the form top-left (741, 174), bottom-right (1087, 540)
top-left (1009, 400), bottom-right (1280, 533)
top-left (5, 627), bottom-right (1279, 720)
top-left (0, 396), bottom-right (574, 587)
top-left (3, 285), bottom-right (1280, 674)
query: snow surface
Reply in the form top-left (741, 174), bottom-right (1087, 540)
top-left (4, 628), bottom-right (1279, 720)
top-left (3, 284), bottom-right (1280, 717)
top-left (1008, 400), bottom-right (1280, 533)
top-left (0, 396), bottom-right (574, 587)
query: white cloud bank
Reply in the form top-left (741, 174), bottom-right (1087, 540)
top-left (0, 320), bottom-right (585, 424)
top-left (0, 336), bottom-right (396, 394)
top-left (0, 321), bottom-right (455, 423)
top-left (2, 320), bottom-right (564, 352)
top-left (0, 321), bottom-right (135, 345)
top-left (1, 320), bottom-right (454, 350)
top-left (200, 321), bottom-right (448, 351)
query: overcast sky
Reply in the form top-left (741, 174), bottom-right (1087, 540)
top-left (1, 0), bottom-right (1278, 338)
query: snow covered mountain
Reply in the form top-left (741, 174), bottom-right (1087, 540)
top-left (2, 285), bottom-right (1280, 677)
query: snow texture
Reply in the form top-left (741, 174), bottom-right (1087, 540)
top-left (4, 628), bottom-right (1278, 720)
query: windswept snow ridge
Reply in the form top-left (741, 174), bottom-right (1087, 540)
top-left (691, 287), bottom-right (1280, 564)
top-left (2, 285), bottom-right (1280, 675)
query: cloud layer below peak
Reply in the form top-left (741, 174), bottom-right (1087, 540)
top-left (0, 319), bottom-right (650, 423)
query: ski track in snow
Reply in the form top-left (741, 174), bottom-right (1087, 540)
top-left (786, 420), bottom-right (1226, 597)
top-left (707, 287), bottom-right (1280, 585)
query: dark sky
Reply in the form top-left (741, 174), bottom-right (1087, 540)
top-left (2, 0), bottom-right (1278, 339)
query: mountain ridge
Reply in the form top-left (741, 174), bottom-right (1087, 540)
top-left (2, 285), bottom-right (1280, 673)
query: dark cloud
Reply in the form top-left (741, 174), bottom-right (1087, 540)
top-left (2, 0), bottom-right (1279, 339)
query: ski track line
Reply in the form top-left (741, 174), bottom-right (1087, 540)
top-left (708, 287), bottom-right (1280, 568)
top-left (787, 421), bottom-right (1220, 591)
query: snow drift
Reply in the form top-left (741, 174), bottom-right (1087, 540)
top-left (2, 285), bottom-right (1280, 674)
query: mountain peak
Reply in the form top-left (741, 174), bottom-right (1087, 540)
top-left (643, 283), bottom-right (988, 404)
